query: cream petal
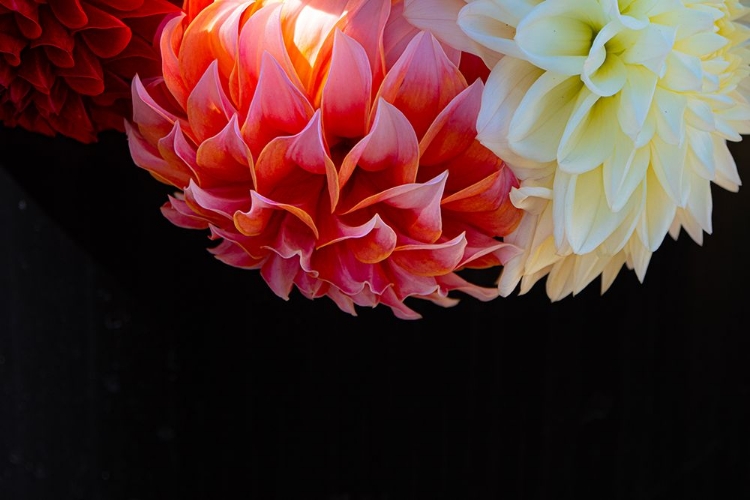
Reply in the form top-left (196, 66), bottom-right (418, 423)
top-left (605, 0), bottom-right (648, 29)
top-left (558, 91), bottom-right (619, 174)
top-left (603, 140), bottom-right (648, 212)
top-left (476, 57), bottom-right (547, 168)
top-left (685, 98), bottom-right (717, 132)
top-left (600, 251), bottom-right (627, 293)
top-left (545, 256), bottom-right (577, 301)
top-left (514, 0), bottom-right (604, 75)
top-left (677, 31), bottom-right (729, 58)
top-left (652, 86), bottom-right (687, 146)
top-left (686, 127), bottom-right (715, 180)
top-left (571, 252), bottom-right (607, 295)
top-left (638, 168), bottom-right (677, 252)
top-left (458, 0), bottom-right (532, 61)
top-left (599, 182), bottom-right (645, 255)
top-left (712, 137), bottom-right (742, 192)
top-left (617, 65), bottom-right (658, 142)
top-left (495, 222), bottom-right (534, 296)
top-left (660, 51), bottom-right (704, 92)
top-left (670, 207), bottom-right (705, 245)
top-left (625, 236), bottom-right (651, 283)
top-left (559, 168), bottom-right (641, 254)
top-left (683, 168), bottom-right (713, 235)
top-left (402, 0), bottom-right (487, 56)
top-left (620, 23), bottom-right (676, 76)
top-left (582, 21), bottom-right (627, 97)
top-left (650, 135), bottom-right (687, 205)
top-left (652, 3), bottom-right (716, 40)
top-left (507, 72), bottom-right (583, 163)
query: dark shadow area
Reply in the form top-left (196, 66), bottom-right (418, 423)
top-left (1, 125), bottom-right (749, 500)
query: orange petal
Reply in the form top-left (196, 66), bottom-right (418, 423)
top-left (391, 233), bottom-right (466, 276)
top-left (309, 245), bottom-right (393, 295)
top-left (437, 139), bottom-right (508, 194)
top-left (435, 273), bottom-right (499, 302)
top-left (261, 252), bottom-right (302, 300)
top-left (317, 214), bottom-right (397, 264)
top-left (376, 30), bottom-right (466, 139)
top-left (383, 0), bottom-right (421, 70)
top-left (130, 74), bottom-right (180, 144)
top-left (234, 190), bottom-right (319, 239)
top-left (253, 111), bottom-right (337, 210)
top-left (339, 98), bottom-right (419, 189)
top-left (125, 120), bottom-right (192, 187)
top-left (441, 170), bottom-right (506, 212)
top-left (195, 114), bottom-right (253, 188)
top-left (160, 13), bottom-right (191, 109)
top-left (241, 51), bottom-right (314, 157)
top-left (179, 1), bottom-right (243, 93)
top-left (233, 3), bottom-right (303, 112)
top-left (384, 263), bottom-right (442, 299)
top-left (209, 239), bottom-right (263, 270)
top-left (185, 179), bottom-right (250, 225)
top-left (330, 0), bottom-right (391, 87)
top-left (346, 171), bottom-right (447, 243)
top-left (187, 59), bottom-right (236, 142)
top-left (161, 195), bottom-right (210, 230)
top-left (419, 80), bottom-right (482, 166)
top-left (321, 30), bottom-right (372, 139)
top-left (157, 120), bottom-right (199, 179)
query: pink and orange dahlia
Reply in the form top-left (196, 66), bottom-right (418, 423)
top-left (0, 0), bottom-right (182, 143)
top-left (126, 0), bottom-right (522, 319)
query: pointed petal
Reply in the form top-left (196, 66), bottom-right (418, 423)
top-left (339, 99), bottom-right (419, 189)
top-left (419, 80), bottom-right (482, 166)
top-left (321, 30), bottom-right (372, 139)
top-left (195, 115), bottom-right (254, 187)
top-left (638, 168), bottom-right (677, 252)
top-left (187, 59), bottom-right (236, 142)
top-left (558, 92), bottom-right (618, 174)
top-left (241, 52), bottom-right (314, 157)
top-left (235, 190), bottom-right (320, 239)
top-left (391, 233), bottom-right (466, 276)
top-left (345, 172), bottom-right (448, 243)
top-left (507, 71), bottom-right (583, 163)
top-left (377, 30), bottom-right (466, 139)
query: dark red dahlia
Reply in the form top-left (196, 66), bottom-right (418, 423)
top-left (0, 0), bottom-right (182, 143)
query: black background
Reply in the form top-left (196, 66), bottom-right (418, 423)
top-left (1, 124), bottom-right (749, 500)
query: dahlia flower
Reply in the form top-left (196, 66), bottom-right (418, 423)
top-left (405, 0), bottom-right (750, 300)
top-left (0, 0), bottom-right (182, 143)
top-left (125, 0), bottom-right (523, 319)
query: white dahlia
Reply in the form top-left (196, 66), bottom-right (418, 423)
top-left (405, 0), bottom-right (750, 300)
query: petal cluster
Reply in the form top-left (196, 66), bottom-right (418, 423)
top-left (0, 0), bottom-right (181, 143)
top-left (406, 0), bottom-right (750, 300)
top-left (126, 0), bottom-right (522, 319)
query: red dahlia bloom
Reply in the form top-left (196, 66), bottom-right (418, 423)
top-left (0, 0), bottom-right (182, 143)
